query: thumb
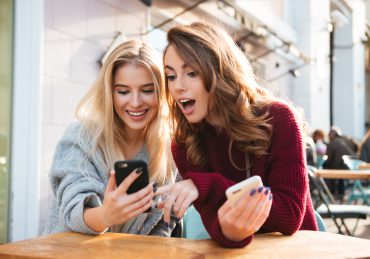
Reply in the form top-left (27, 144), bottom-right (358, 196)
top-left (106, 170), bottom-right (117, 193)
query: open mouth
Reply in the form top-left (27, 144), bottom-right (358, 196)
top-left (179, 99), bottom-right (195, 111)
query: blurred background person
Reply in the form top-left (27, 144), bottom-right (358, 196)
top-left (323, 126), bottom-right (357, 201)
top-left (312, 129), bottom-right (327, 168)
top-left (306, 135), bottom-right (317, 166)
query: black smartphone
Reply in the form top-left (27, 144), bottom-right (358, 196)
top-left (114, 160), bottom-right (149, 194)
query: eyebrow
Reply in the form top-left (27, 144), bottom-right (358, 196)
top-left (113, 83), bottom-right (154, 88)
top-left (164, 63), bottom-right (190, 71)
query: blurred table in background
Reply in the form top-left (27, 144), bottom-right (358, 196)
top-left (359, 163), bottom-right (370, 170)
top-left (315, 169), bottom-right (370, 179)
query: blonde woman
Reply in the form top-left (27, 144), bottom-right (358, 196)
top-left (157, 22), bottom-right (318, 248)
top-left (44, 40), bottom-right (177, 236)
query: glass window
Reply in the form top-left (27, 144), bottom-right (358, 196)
top-left (0, 0), bottom-right (13, 243)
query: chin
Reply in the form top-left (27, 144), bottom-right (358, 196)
top-left (186, 116), bottom-right (203, 124)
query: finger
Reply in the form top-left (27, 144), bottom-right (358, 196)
top-left (122, 192), bottom-right (154, 215)
top-left (163, 194), bottom-right (177, 224)
top-left (248, 193), bottom-right (272, 233)
top-left (218, 198), bottom-right (233, 218)
top-left (176, 196), bottom-right (194, 219)
top-left (123, 197), bottom-right (153, 220)
top-left (239, 188), bottom-right (270, 227)
top-left (238, 187), bottom-right (265, 221)
top-left (122, 182), bottom-right (154, 206)
top-left (117, 168), bottom-right (142, 194)
top-left (155, 184), bottom-right (172, 196)
top-left (226, 187), bottom-right (256, 220)
top-left (106, 170), bottom-right (117, 193)
top-left (172, 191), bottom-right (187, 216)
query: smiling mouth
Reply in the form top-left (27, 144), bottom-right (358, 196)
top-left (126, 110), bottom-right (148, 117)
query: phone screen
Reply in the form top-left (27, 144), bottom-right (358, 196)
top-left (114, 160), bottom-right (149, 194)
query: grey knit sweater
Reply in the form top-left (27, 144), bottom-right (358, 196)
top-left (43, 122), bottom-right (176, 236)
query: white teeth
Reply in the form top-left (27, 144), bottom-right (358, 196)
top-left (180, 99), bottom-right (191, 103)
top-left (128, 111), bottom-right (145, 116)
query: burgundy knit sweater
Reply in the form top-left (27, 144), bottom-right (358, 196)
top-left (171, 101), bottom-right (318, 248)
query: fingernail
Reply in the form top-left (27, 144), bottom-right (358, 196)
top-left (269, 194), bottom-right (272, 200)
top-left (258, 186), bottom-right (264, 193)
top-left (264, 187), bottom-right (270, 195)
top-left (164, 222), bottom-right (169, 228)
top-left (250, 189), bottom-right (256, 196)
top-left (153, 182), bottom-right (158, 193)
top-left (136, 167), bottom-right (143, 174)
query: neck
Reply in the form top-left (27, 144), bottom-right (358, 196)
top-left (123, 128), bottom-right (145, 159)
top-left (206, 113), bottom-right (224, 129)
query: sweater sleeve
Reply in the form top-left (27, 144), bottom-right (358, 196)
top-left (50, 124), bottom-right (107, 235)
top-left (171, 142), bottom-right (252, 248)
top-left (259, 102), bottom-right (308, 235)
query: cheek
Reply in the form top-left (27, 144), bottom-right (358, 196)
top-left (112, 94), bottom-right (128, 110)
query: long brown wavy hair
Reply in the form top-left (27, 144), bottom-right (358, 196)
top-left (164, 22), bottom-right (282, 167)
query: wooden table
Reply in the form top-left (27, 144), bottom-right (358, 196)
top-left (315, 169), bottom-right (370, 179)
top-left (359, 163), bottom-right (370, 170)
top-left (0, 231), bottom-right (370, 258)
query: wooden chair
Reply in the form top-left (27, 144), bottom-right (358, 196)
top-left (308, 166), bottom-right (370, 236)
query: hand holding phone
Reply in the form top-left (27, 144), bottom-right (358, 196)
top-left (114, 160), bottom-right (149, 194)
top-left (226, 175), bottom-right (263, 204)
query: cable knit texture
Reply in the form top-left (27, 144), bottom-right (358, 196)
top-left (43, 122), bottom-right (176, 236)
top-left (172, 101), bottom-right (318, 248)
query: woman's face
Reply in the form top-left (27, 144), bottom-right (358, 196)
top-left (113, 63), bottom-right (158, 134)
top-left (164, 45), bottom-right (210, 124)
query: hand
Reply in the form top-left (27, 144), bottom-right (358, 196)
top-left (218, 186), bottom-right (272, 242)
top-left (155, 179), bottom-right (199, 224)
top-left (100, 169), bottom-right (155, 228)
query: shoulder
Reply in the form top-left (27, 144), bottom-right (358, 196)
top-left (264, 101), bottom-right (304, 142)
top-left (265, 101), bottom-right (296, 120)
top-left (54, 122), bottom-right (93, 158)
top-left (171, 140), bottom-right (186, 156)
top-left (61, 122), bottom-right (83, 141)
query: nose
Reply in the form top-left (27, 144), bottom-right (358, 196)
top-left (130, 92), bottom-right (142, 107)
top-left (173, 76), bottom-right (186, 92)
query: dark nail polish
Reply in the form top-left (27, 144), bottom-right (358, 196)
top-left (136, 167), bottom-right (143, 174)
top-left (153, 182), bottom-right (158, 193)
top-left (258, 186), bottom-right (264, 193)
top-left (269, 194), bottom-right (272, 200)
top-left (164, 222), bottom-right (169, 228)
top-left (264, 187), bottom-right (270, 195)
top-left (250, 189), bottom-right (256, 196)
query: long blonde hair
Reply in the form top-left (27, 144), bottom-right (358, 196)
top-left (165, 22), bottom-right (304, 167)
top-left (76, 39), bottom-right (173, 184)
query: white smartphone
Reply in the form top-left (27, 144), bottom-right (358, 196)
top-left (226, 175), bottom-right (263, 203)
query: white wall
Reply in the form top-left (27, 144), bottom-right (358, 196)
top-left (40, 0), bottom-right (149, 234)
top-left (333, 0), bottom-right (366, 139)
top-left (291, 0), bottom-right (331, 133)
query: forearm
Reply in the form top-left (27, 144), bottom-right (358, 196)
top-left (83, 206), bottom-right (109, 233)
